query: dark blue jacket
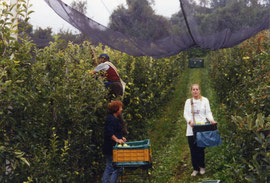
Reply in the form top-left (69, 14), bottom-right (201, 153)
top-left (103, 114), bottom-right (123, 155)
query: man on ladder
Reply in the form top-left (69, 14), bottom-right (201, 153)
top-left (92, 53), bottom-right (126, 100)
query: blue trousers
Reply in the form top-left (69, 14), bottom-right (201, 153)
top-left (102, 155), bottom-right (122, 183)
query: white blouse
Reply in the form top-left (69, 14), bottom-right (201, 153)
top-left (184, 97), bottom-right (214, 136)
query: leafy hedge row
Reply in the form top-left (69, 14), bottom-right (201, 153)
top-left (0, 2), bottom-right (185, 182)
top-left (208, 31), bottom-right (270, 182)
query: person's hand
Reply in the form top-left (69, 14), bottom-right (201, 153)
top-left (117, 139), bottom-right (125, 145)
top-left (189, 121), bottom-right (195, 127)
top-left (90, 70), bottom-right (96, 75)
top-left (122, 137), bottom-right (127, 142)
top-left (210, 120), bottom-right (217, 125)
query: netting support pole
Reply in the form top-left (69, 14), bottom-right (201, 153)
top-left (10, 0), bottom-right (18, 40)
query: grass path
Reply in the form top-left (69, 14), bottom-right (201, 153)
top-left (149, 59), bottom-right (223, 183)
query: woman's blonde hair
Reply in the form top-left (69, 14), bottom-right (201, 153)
top-left (191, 84), bottom-right (202, 100)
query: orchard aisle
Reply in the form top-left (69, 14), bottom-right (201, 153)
top-left (149, 59), bottom-right (223, 183)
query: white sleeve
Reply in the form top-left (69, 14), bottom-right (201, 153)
top-left (205, 98), bottom-right (214, 121)
top-left (94, 63), bottom-right (110, 72)
top-left (184, 99), bottom-right (192, 123)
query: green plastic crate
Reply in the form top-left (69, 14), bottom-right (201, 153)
top-left (188, 58), bottom-right (204, 68)
top-left (113, 139), bottom-right (151, 166)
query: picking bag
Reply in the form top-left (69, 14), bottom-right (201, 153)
top-left (193, 124), bottom-right (222, 148)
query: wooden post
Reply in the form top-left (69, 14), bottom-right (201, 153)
top-left (5, 0), bottom-right (18, 177)
top-left (10, 0), bottom-right (18, 40)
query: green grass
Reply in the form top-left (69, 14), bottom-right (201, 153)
top-left (148, 68), bottom-right (190, 183)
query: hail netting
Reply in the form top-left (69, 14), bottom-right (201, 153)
top-left (44, 0), bottom-right (270, 58)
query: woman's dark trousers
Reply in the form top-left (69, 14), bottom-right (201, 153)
top-left (187, 136), bottom-right (205, 171)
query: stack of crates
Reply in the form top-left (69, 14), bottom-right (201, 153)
top-left (113, 139), bottom-right (151, 167)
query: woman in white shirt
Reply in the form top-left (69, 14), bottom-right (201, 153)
top-left (184, 84), bottom-right (216, 177)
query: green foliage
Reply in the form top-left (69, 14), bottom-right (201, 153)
top-left (56, 29), bottom-right (86, 48)
top-left (186, 47), bottom-right (210, 58)
top-left (71, 0), bottom-right (87, 15)
top-left (102, 48), bottom-right (185, 140)
top-left (208, 31), bottom-right (270, 182)
top-left (109, 0), bottom-right (171, 41)
top-left (0, 1), bottom-right (185, 182)
top-left (189, 0), bottom-right (270, 34)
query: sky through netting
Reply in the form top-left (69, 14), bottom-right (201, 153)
top-left (44, 0), bottom-right (270, 58)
